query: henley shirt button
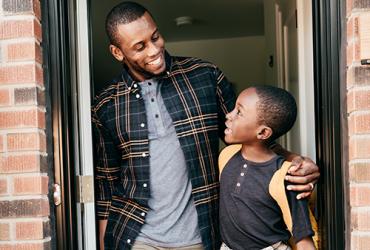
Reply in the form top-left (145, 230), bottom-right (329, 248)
top-left (240, 173), bottom-right (245, 176)
top-left (140, 123), bottom-right (145, 128)
top-left (236, 183), bottom-right (241, 187)
top-left (127, 239), bottom-right (131, 244)
top-left (243, 164), bottom-right (247, 168)
top-left (151, 98), bottom-right (155, 102)
top-left (155, 114), bottom-right (159, 118)
top-left (136, 94), bottom-right (140, 99)
top-left (133, 84), bottom-right (138, 88)
top-left (141, 212), bottom-right (146, 216)
top-left (148, 82), bottom-right (152, 86)
top-left (143, 183), bottom-right (147, 188)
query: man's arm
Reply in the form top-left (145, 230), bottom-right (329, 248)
top-left (92, 109), bottom-right (120, 248)
top-left (271, 143), bottom-right (320, 199)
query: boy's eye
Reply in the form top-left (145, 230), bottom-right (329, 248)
top-left (236, 109), bottom-right (241, 115)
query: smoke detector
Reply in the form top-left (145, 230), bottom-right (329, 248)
top-left (175, 16), bottom-right (193, 26)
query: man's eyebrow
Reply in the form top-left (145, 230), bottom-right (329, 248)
top-left (130, 28), bottom-right (159, 48)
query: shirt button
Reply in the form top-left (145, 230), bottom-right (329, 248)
top-left (166, 71), bottom-right (170, 75)
top-left (136, 94), bottom-right (140, 99)
top-left (151, 98), bottom-right (155, 102)
top-left (133, 84), bottom-right (138, 88)
top-left (155, 114), bottom-right (159, 118)
top-left (140, 123), bottom-right (145, 128)
top-left (128, 87), bottom-right (131, 91)
top-left (127, 239), bottom-right (131, 244)
top-left (243, 164), bottom-right (247, 168)
top-left (240, 173), bottom-right (245, 176)
top-left (141, 212), bottom-right (146, 216)
top-left (143, 183), bottom-right (148, 188)
top-left (148, 82), bottom-right (152, 86)
top-left (236, 183), bottom-right (241, 187)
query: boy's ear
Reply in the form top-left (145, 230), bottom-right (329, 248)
top-left (109, 44), bottom-right (125, 62)
top-left (257, 125), bottom-right (273, 140)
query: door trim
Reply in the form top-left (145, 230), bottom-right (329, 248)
top-left (312, 0), bottom-right (347, 249)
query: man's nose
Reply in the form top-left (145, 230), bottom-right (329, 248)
top-left (147, 42), bottom-right (160, 56)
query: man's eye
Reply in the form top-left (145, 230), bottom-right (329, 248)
top-left (152, 34), bottom-right (160, 41)
top-left (236, 109), bottom-right (241, 115)
top-left (135, 43), bottom-right (145, 51)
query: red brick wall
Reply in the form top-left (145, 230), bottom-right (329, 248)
top-left (347, 0), bottom-right (370, 249)
top-left (0, 0), bottom-right (50, 249)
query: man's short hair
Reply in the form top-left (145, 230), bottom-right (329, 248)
top-left (254, 85), bottom-right (297, 142)
top-left (105, 1), bottom-right (151, 46)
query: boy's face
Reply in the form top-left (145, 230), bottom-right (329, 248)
top-left (224, 88), bottom-right (265, 144)
top-left (109, 12), bottom-right (166, 81)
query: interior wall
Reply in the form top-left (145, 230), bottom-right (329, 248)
top-left (166, 36), bottom-right (267, 94)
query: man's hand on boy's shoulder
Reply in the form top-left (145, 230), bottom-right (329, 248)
top-left (285, 156), bottom-right (320, 199)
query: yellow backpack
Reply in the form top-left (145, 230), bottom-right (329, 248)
top-left (218, 145), bottom-right (319, 250)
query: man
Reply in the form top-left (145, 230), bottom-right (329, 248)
top-left (91, 2), bottom-right (320, 250)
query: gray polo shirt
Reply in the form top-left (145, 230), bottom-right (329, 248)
top-left (135, 79), bottom-right (202, 247)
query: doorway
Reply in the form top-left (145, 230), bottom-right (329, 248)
top-left (44, 0), bottom-right (346, 249)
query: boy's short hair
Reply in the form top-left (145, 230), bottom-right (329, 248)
top-left (105, 1), bottom-right (151, 46)
top-left (254, 85), bottom-right (297, 142)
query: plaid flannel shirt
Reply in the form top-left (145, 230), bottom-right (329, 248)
top-left (92, 52), bottom-right (236, 250)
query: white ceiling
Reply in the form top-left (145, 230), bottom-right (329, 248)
top-left (90, 0), bottom-right (264, 42)
top-left (90, 0), bottom-right (265, 91)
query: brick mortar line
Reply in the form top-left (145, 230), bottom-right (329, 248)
top-left (0, 195), bottom-right (48, 201)
top-left (0, 237), bottom-right (51, 244)
top-left (0, 105), bottom-right (45, 112)
top-left (346, 62), bottom-right (365, 69)
top-left (0, 172), bottom-right (48, 178)
top-left (0, 217), bottom-right (49, 223)
top-left (0, 60), bottom-right (42, 67)
top-left (351, 206), bottom-right (370, 212)
top-left (348, 110), bottom-right (370, 116)
top-left (0, 84), bottom-right (45, 91)
top-left (0, 150), bottom-right (47, 156)
top-left (0, 15), bottom-right (39, 22)
top-left (349, 158), bottom-right (370, 163)
top-left (347, 85), bottom-right (370, 92)
top-left (351, 231), bottom-right (370, 236)
top-left (0, 37), bottom-right (40, 45)
top-left (349, 182), bottom-right (370, 187)
top-left (349, 134), bottom-right (370, 139)
top-left (0, 128), bottom-right (46, 135)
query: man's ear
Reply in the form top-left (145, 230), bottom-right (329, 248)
top-left (109, 44), bottom-right (125, 62)
top-left (257, 126), bottom-right (273, 140)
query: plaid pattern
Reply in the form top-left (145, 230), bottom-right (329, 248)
top-left (92, 52), bottom-right (236, 250)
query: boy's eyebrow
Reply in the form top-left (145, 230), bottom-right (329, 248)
top-left (237, 103), bottom-right (246, 110)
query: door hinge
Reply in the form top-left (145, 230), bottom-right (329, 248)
top-left (76, 175), bottom-right (94, 203)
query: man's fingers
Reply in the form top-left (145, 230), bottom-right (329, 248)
top-left (285, 172), bottom-right (319, 184)
top-left (296, 191), bottom-right (312, 200)
top-left (286, 182), bottom-right (315, 192)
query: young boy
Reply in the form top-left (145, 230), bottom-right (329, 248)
top-left (219, 86), bottom-right (315, 250)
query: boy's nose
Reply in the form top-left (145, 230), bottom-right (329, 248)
top-left (226, 113), bottom-right (232, 120)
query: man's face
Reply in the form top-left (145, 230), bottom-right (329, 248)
top-left (110, 12), bottom-right (166, 81)
top-left (224, 88), bottom-right (263, 144)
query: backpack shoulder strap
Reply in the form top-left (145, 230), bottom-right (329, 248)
top-left (269, 161), bottom-right (293, 232)
top-left (218, 144), bottom-right (242, 175)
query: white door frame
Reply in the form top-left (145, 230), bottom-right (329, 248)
top-left (74, 0), bottom-right (97, 249)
